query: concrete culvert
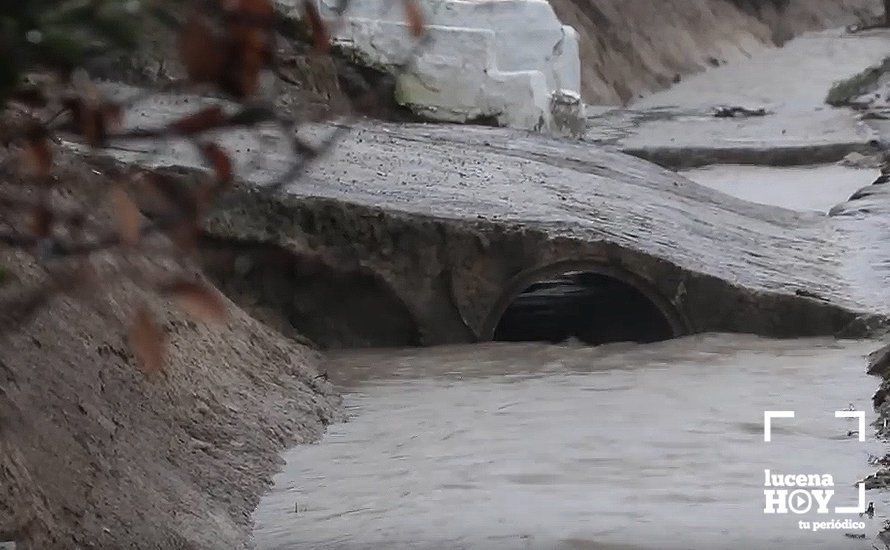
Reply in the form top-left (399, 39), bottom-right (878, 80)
top-left (493, 271), bottom-right (676, 345)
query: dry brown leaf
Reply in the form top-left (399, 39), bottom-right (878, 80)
top-left (62, 97), bottom-right (121, 146)
top-left (128, 306), bottom-right (167, 377)
top-left (28, 205), bottom-right (53, 238)
top-left (161, 279), bottom-right (229, 323)
top-left (21, 135), bottom-right (53, 178)
top-left (101, 103), bottom-right (125, 134)
top-left (210, 0), bottom-right (274, 97)
top-left (232, 0), bottom-right (275, 18)
top-left (402, 0), bottom-right (425, 38)
top-left (109, 187), bottom-right (142, 247)
top-left (226, 0), bottom-right (276, 39)
top-left (302, 0), bottom-right (330, 53)
top-left (199, 142), bottom-right (234, 188)
top-left (179, 14), bottom-right (227, 85)
top-left (168, 106), bottom-right (228, 136)
top-left (236, 41), bottom-right (266, 98)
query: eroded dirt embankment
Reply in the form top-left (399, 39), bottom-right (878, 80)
top-left (549, 0), bottom-right (882, 103)
top-left (0, 149), bottom-right (340, 549)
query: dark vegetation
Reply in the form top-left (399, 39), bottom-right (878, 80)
top-left (0, 0), bottom-right (426, 374)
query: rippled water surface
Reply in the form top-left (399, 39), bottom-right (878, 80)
top-left (679, 165), bottom-right (878, 213)
top-left (254, 335), bottom-right (888, 549)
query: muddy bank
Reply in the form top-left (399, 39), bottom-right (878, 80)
top-left (549, 0), bottom-right (881, 104)
top-left (858, 343), bottom-right (890, 512)
top-left (0, 151), bottom-right (340, 549)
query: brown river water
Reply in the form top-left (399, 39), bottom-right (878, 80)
top-left (253, 335), bottom-right (889, 549)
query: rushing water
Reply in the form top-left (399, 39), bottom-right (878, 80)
top-left (254, 335), bottom-right (888, 549)
top-left (678, 165), bottom-right (879, 213)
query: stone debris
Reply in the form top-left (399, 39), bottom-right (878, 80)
top-left (713, 105), bottom-right (769, 118)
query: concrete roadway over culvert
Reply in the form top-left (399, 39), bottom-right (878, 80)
top-left (93, 25), bottom-right (890, 348)
top-left (197, 121), bottom-right (890, 347)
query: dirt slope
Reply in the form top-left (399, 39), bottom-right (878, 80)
top-left (549, 0), bottom-right (882, 103)
top-left (0, 152), bottom-right (340, 549)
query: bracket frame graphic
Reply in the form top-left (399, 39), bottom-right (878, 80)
top-left (763, 409), bottom-right (867, 514)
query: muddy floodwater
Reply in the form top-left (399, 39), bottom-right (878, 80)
top-left (254, 335), bottom-right (888, 549)
top-left (679, 165), bottom-right (879, 213)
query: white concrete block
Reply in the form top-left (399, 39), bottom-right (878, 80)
top-left (297, 0), bottom-right (582, 132)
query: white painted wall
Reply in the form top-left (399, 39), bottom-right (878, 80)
top-left (287, 0), bottom-right (584, 132)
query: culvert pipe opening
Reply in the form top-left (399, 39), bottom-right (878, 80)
top-left (492, 271), bottom-right (675, 345)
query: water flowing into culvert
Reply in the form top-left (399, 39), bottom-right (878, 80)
top-left (679, 165), bottom-right (880, 213)
top-left (253, 335), bottom-right (888, 549)
top-left (492, 271), bottom-right (676, 345)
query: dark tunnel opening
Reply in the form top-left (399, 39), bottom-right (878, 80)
top-left (493, 271), bottom-right (675, 345)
